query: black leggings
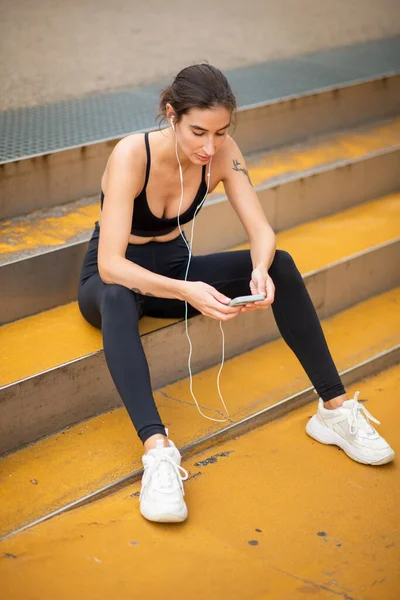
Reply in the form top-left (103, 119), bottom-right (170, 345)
top-left (78, 227), bottom-right (345, 443)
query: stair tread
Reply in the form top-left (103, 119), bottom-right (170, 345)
top-left (1, 117), bottom-right (399, 264)
top-left (0, 287), bottom-right (398, 539)
top-left (1, 193), bottom-right (399, 387)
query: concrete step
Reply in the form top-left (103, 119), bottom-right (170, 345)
top-left (2, 117), bottom-right (400, 324)
top-left (0, 287), bottom-right (398, 542)
top-left (1, 67), bottom-right (399, 221)
top-left (1, 194), bottom-right (399, 456)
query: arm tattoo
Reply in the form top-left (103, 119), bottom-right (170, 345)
top-left (232, 158), bottom-right (253, 186)
top-left (131, 287), bottom-right (155, 297)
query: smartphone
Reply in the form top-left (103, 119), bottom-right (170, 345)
top-left (228, 294), bottom-right (265, 307)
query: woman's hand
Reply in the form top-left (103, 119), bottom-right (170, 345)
top-left (241, 266), bottom-right (275, 313)
top-left (183, 281), bottom-right (241, 322)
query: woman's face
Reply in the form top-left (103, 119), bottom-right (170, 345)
top-left (168, 105), bottom-right (232, 164)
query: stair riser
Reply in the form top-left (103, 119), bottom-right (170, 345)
top-left (1, 239), bottom-right (398, 455)
top-left (1, 75), bottom-right (399, 220)
top-left (237, 75), bottom-right (400, 155)
top-left (2, 148), bottom-right (399, 324)
top-left (0, 244), bottom-right (86, 325)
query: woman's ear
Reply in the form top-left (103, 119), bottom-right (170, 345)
top-left (165, 102), bottom-right (175, 123)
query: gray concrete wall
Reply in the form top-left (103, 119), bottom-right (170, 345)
top-left (0, 0), bottom-right (399, 110)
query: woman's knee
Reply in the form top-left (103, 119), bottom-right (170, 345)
top-left (270, 250), bottom-right (302, 284)
top-left (78, 278), bottom-right (103, 329)
top-left (102, 283), bottom-right (135, 307)
top-left (101, 284), bottom-right (142, 318)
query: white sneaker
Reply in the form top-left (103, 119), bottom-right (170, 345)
top-left (139, 439), bottom-right (188, 523)
top-left (306, 391), bottom-right (395, 465)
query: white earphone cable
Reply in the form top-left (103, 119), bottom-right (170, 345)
top-left (173, 122), bottom-right (229, 423)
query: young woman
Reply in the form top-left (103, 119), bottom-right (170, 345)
top-left (78, 64), bottom-right (394, 523)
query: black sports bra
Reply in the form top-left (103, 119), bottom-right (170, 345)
top-left (98, 131), bottom-right (208, 237)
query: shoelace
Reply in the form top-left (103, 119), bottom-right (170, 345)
top-left (348, 391), bottom-right (380, 436)
top-left (140, 453), bottom-right (189, 501)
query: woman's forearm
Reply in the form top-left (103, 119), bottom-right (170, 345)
top-left (99, 256), bottom-right (186, 300)
top-left (250, 225), bottom-right (276, 272)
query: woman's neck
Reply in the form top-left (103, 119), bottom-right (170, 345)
top-left (157, 128), bottom-right (193, 173)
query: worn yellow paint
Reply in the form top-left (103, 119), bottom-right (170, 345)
top-left (0, 366), bottom-right (398, 600)
top-left (1, 118), bottom-right (399, 256)
top-left (0, 287), bottom-right (398, 539)
top-left (1, 194), bottom-right (399, 387)
top-left (0, 203), bottom-right (100, 256)
top-left (212, 116), bottom-right (400, 194)
top-left (0, 303), bottom-right (177, 386)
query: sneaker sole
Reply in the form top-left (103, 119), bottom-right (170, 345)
top-left (140, 504), bottom-right (188, 524)
top-left (305, 415), bottom-right (395, 466)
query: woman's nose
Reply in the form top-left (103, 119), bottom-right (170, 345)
top-left (202, 138), bottom-right (215, 157)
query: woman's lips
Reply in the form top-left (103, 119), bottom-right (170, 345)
top-left (197, 154), bottom-right (210, 161)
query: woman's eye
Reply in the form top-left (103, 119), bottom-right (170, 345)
top-left (193, 131), bottom-right (226, 137)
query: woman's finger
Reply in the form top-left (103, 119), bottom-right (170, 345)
top-left (252, 273), bottom-right (267, 296)
top-left (265, 276), bottom-right (275, 303)
top-left (210, 309), bottom-right (240, 321)
top-left (242, 296), bottom-right (272, 311)
top-left (214, 303), bottom-right (242, 315)
top-left (208, 299), bottom-right (241, 316)
top-left (210, 288), bottom-right (232, 305)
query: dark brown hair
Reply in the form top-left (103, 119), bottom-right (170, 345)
top-left (157, 63), bottom-right (237, 127)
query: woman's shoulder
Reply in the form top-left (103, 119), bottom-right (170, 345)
top-left (216, 134), bottom-right (241, 162)
top-left (221, 134), bottom-right (241, 155)
top-left (102, 133), bottom-right (147, 193)
top-left (111, 132), bottom-right (146, 161)
top-left (215, 134), bottom-right (242, 179)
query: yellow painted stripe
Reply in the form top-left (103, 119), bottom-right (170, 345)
top-left (0, 287), bottom-right (398, 538)
top-left (0, 201), bottom-right (100, 257)
top-left (1, 118), bottom-right (400, 257)
top-left (242, 116), bottom-right (400, 188)
top-left (236, 192), bottom-right (400, 274)
top-left (0, 365), bottom-right (398, 599)
top-left (1, 193), bottom-right (399, 387)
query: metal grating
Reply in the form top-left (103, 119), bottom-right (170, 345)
top-left (1, 36), bottom-right (400, 163)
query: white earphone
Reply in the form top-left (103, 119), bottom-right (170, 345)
top-left (170, 112), bottom-right (229, 424)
